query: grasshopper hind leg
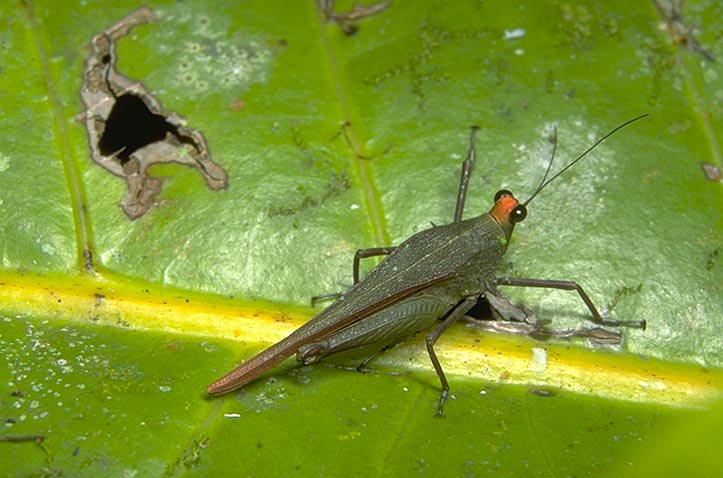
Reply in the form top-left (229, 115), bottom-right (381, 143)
top-left (296, 293), bottom-right (457, 370)
top-left (298, 340), bottom-right (398, 374)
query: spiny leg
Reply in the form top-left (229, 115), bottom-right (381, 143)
top-left (454, 126), bottom-right (480, 223)
top-left (494, 277), bottom-right (647, 329)
top-left (426, 296), bottom-right (478, 417)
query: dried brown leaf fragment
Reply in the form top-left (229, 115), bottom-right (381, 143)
top-left (79, 7), bottom-right (228, 219)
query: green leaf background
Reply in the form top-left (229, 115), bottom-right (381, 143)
top-left (1, 0), bottom-right (722, 476)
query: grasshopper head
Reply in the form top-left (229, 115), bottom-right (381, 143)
top-left (489, 189), bottom-right (527, 240)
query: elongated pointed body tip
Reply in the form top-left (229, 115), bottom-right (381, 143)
top-left (206, 381), bottom-right (228, 396)
top-left (207, 376), bottom-right (249, 395)
top-left (207, 368), bottom-right (251, 395)
top-left (207, 371), bottom-right (252, 396)
top-left (206, 383), bottom-right (222, 395)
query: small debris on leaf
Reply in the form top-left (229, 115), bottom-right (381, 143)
top-left (320, 0), bottom-right (391, 36)
top-left (701, 162), bottom-right (721, 181)
top-left (503, 28), bottom-right (526, 40)
top-left (653, 0), bottom-right (715, 62)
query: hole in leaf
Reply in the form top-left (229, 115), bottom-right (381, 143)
top-left (98, 94), bottom-right (180, 163)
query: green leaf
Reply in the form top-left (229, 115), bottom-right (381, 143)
top-left (1, 0), bottom-right (722, 476)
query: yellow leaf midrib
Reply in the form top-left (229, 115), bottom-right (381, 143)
top-left (2, 269), bottom-right (720, 409)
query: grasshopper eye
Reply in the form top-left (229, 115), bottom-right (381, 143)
top-left (510, 205), bottom-right (527, 223)
top-left (494, 189), bottom-right (513, 202)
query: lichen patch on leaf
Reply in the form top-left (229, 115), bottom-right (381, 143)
top-left (78, 7), bottom-right (228, 219)
top-left (153, 5), bottom-right (275, 99)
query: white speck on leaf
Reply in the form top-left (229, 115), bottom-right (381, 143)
top-left (0, 152), bottom-right (10, 172)
top-left (503, 28), bottom-right (526, 40)
top-left (530, 347), bottom-right (547, 373)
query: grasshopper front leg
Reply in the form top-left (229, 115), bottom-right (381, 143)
top-left (468, 288), bottom-right (626, 345)
top-left (494, 277), bottom-right (647, 330)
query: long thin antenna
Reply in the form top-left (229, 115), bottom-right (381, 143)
top-left (527, 126), bottom-right (558, 205)
top-left (523, 114), bottom-right (649, 207)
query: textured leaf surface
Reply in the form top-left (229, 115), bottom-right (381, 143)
top-left (1, 0), bottom-right (722, 476)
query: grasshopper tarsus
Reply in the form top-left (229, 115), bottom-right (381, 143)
top-left (600, 318), bottom-right (647, 331)
top-left (356, 362), bottom-right (380, 374)
top-left (435, 391), bottom-right (449, 418)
